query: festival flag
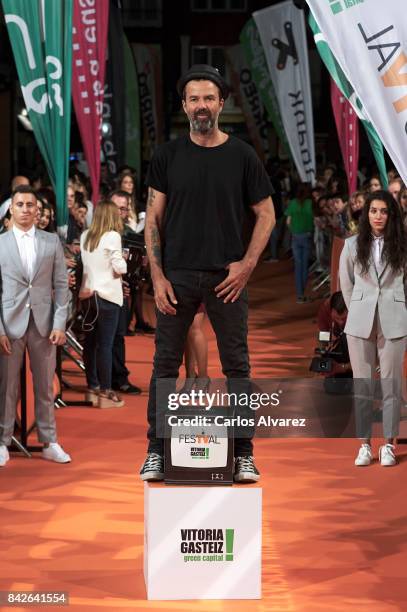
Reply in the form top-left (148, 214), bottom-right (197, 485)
top-left (240, 18), bottom-right (289, 158)
top-left (133, 43), bottom-right (164, 158)
top-left (3, 0), bottom-right (73, 228)
top-left (306, 2), bottom-right (395, 185)
top-left (102, 0), bottom-right (126, 177)
top-left (330, 78), bottom-right (359, 194)
top-left (253, 1), bottom-right (316, 183)
top-left (72, 0), bottom-right (109, 206)
top-left (123, 37), bottom-right (141, 185)
top-left (226, 44), bottom-right (271, 161)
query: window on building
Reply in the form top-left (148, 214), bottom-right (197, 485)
top-left (121, 0), bottom-right (163, 27)
top-left (191, 0), bottom-right (247, 12)
top-left (189, 46), bottom-right (238, 110)
top-left (191, 46), bottom-right (226, 75)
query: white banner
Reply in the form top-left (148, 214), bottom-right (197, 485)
top-left (306, 0), bottom-right (407, 185)
top-left (253, 1), bottom-right (315, 183)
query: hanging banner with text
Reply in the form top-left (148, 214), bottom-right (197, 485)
top-left (102, 0), bottom-right (126, 177)
top-left (72, 0), bottom-right (109, 206)
top-left (308, 11), bottom-right (387, 188)
top-left (240, 18), bottom-right (290, 158)
top-left (330, 78), bottom-right (359, 194)
top-left (306, 0), bottom-right (404, 183)
top-left (226, 45), bottom-right (270, 162)
top-left (133, 43), bottom-right (164, 159)
top-left (3, 0), bottom-right (73, 228)
top-left (253, 1), bottom-right (316, 184)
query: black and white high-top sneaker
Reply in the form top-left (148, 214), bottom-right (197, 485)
top-left (234, 456), bottom-right (260, 483)
top-left (140, 453), bottom-right (164, 481)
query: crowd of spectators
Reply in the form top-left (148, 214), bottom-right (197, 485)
top-left (265, 161), bottom-right (407, 302)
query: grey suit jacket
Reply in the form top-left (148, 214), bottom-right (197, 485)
top-left (339, 234), bottom-right (407, 340)
top-left (0, 229), bottom-right (69, 339)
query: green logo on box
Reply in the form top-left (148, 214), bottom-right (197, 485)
top-left (180, 528), bottom-right (235, 562)
top-left (225, 528), bottom-right (234, 561)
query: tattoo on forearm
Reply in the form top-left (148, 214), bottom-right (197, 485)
top-left (150, 226), bottom-right (162, 268)
top-left (147, 188), bottom-right (156, 209)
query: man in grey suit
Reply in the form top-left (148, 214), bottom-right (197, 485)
top-left (0, 185), bottom-right (71, 467)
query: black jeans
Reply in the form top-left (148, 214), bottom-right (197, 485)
top-left (83, 296), bottom-right (120, 391)
top-left (112, 301), bottom-right (130, 388)
top-left (147, 269), bottom-right (253, 456)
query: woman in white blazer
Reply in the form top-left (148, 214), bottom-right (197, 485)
top-left (339, 190), bottom-right (407, 466)
top-left (80, 201), bottom-right (127, 408)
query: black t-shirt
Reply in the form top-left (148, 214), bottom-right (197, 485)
top-left (146, 135), bottom-right (273, 271)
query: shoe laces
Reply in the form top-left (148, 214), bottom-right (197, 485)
top-left (144, 453), bottom-right (163, 469)
top-left (235, 456), bottom-right (255, 471)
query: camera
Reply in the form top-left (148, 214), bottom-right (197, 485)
top-left (122, 235), bottom-right (146, 290)
top-left (309, 330), bottom-right (349, 373)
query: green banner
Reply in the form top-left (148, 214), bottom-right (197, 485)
top-left (123, 36), bottom-right (141, 189)
top-left (308, 12), bottom-right (387, 188)
top-left (3, 0), bottom-right (73, 228)
top-left (240, 18), bottom-right (290, 158)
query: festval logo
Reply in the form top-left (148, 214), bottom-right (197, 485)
top-left (328, 0), bottom-right (365, 16)
top-left (180, 528), bottom-right (235, 563)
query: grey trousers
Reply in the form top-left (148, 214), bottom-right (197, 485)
top-left (0, 315), bottom-right (57, 446)
top-left (347, 309), bottom-right (406, 439)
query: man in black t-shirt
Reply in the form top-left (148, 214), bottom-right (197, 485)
top-left (140, 64), bottom-right (275, 483)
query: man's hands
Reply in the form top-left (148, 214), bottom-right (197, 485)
top-left (153, 274), bottom-right (177, 315)
top-left (215, 260), bottom-right (254, 303)
top-left (151, 257), bottom-right (254, 314)
top-left (1, 330), bottom-right (65, 354)
top-left (49, 330), bottom-right (66, 346)
top-left (0, 335), bottom-right (11, 355)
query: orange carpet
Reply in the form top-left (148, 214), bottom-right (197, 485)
top-left (0, 259), bottom-right (406, 612)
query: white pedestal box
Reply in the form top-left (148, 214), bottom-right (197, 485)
top-left (144, 483), bottom-right (262, 600)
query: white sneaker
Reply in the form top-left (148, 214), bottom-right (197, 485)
top-left (0, 445), bottom-right (10, 467)
top-left (354, 444), bottom-right (373, 466)
top-left (379, 444), bottom-right (396, 467)
top-left (42, 442), bottom-right (71, 464)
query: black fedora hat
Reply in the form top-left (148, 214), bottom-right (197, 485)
top-left (177, 64), bottom-right (229, 99)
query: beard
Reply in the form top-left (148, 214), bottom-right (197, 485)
top-left (189, 108), bottom-right (217, 134)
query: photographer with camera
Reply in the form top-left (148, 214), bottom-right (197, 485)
top-left (314, 291), bottom-right (351, 377)
top-left (110, 190), bottom-right (143, 395)
top-left (79, 200), bottom-right (127, 408)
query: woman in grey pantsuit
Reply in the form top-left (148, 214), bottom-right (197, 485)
top-left (339, 190), bottom-right (407, 467)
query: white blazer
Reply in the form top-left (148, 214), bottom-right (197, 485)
top-left (339, 235), bottom-right (407, 340)
top-left (80, 230), bottom-right (127, 306)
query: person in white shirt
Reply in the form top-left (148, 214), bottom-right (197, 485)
top-left (80, 201), bottom-right (127, 408)
top-left (339, 190), bottom-right (407, 467)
